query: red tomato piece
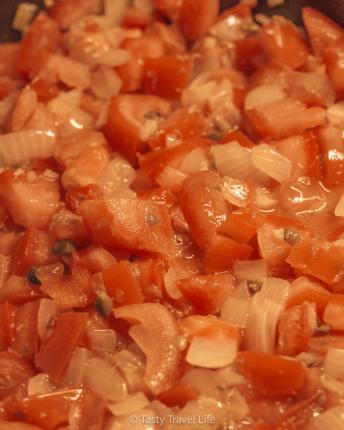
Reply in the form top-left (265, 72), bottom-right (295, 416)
top-left (219, 210), bottom-right (262, 243)
top-left (179, 0), bottom-right (219, 41)
top-left (178, 171), bottom-right (228, 250)
top-left (324, 38), bottom-right (344, 99)
top-left (17, 12), bottom-right (61, 77)
top-left (104, 94), bottom-right (171, 164)
top-left (13, 300), bottom-right (40, 359)
top-left (203, 235), bottom-right (253, 273)
top-left (235, 35), bottom-right (266, 75)
top-left (0, 43), bottom-right (20, 77)
top-left (145, 22), bottom-right (186, 54)
top-left (0, 422), bottom-right (43, 430)
top-left (260, 17), bottom-right (310, 69)
top-left (80, 198), bottom-right (174, 255)
top-left (35, 312), bottom-right (88, 382)
top-left (0, 276), bottom-right (41, 306)
top-left (103, 261), bottom-right (144, 306)
top-left (323, 295), bottom-right (344, 331)
top-left (117, 36), bottom-right (165, 93)
top-left (65, 184), bottom-right (103, 213)
top-left (219, 129), bottom-right (255, 147)
top-left (144, 55), bottom-right (192, 99)
top-left (0, 303), bottom-right (16, 351)
top-left (153, 0), bottom-right (181, 21)
top-left (30, 79), bottom-right (59, 103)
top-left (133, 258), bottom-right (166, 300)
top-left (286, 289), bottom-right (330, 318)
top-left (158, 382), bottom-right (199, 408)
top-left (0, 351), bottom-right (34, 401)
top-left (274, 394), bottom-right (320, 430)
top-left (122, 6), bottom-right (152, 29)
top-left (302, 7), bottom-right (344, 56)
top-left (176, 274), bottom-right (234, 314)
top-left (72, 389), bottom-right (105, 430)
top-left (235, 351), bottom-right (306, 396)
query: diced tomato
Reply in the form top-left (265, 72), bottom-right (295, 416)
top-left (144, 55), bottom-right (192, 99)
top-left (0, 303), bottom-right (16, 351)
top-left (102, 261), bottom-right (143, 306)
top-left (179, 0), bottom-right (219, 41)
top-left (219, 210), bottom-right (262, 243)
top-left (274, 394), bottom-right (320, 430)
top-left (0, 43), bottom-right (20, 77)
top-left (49, 0), bottom-right (101, 29)
top-left (17, 12), bottom-right (61, 77)
top-left (133, 257), bottom-right (166, 300)
top-left (35, 312), bottom-right (88, 382)
top-left (324, 38), bottom-right (344, 99)
top-left (153, 0), bottom-right (181, 21)
top-left (0, 422), bottom-right (43, 430)
top-left (0, 351), bottom-right (34, 400)
top-left (302, 7), bottom-right (344, 56)
top-left (235, 351), bottom-right (306, 396)
top-left (141, 137), bottom-right (208, 177)
top-left (260, 17), bottom-right (310, 69)
top-left (65, 184), bottom-right (103, 213)
top-left (286, 289), bottom-right (330, 318)
top-left (0, 170), bottom-right (60, 230)
top-left (286, 240), bottom-right (344, 289)
top-left (40, 264), bottom-right (94, 308)
top-left (178, 171), bottom-right (228, 250)
top-left (278, 304), bottom-right (311, 356)
top-left (158, 382), bottom-right (199, 408)
top-left (0, 77), bottom-right (19, 100)
top-left (5, 389), bottom-right (82, 429)
top-left (117, 37), bottom-right (165, 93)
top-left (176, 274), bottom-right (233, 314)
top-left (317, 126), bottom-right (344, 187)
top-left (30, 79), bottom-right (59, 103)
top-left (0, 276), bottom-right (41, 306)
top-left (122, 6), bottom-right (152, 29)
top-left (219, 129), bottom-right (255, 148)
top-left (203, 235), bottom-right (253, 273)
top-left (246, 98), bottom-right (326, 140)
top-left (145, 22), bottom-right (186, 54)
top-left (11, 228), bottom-right (56, 276)
top-left (13, 300), bottom-right (40, 359)
top-left (235, 35), bottom-right (266, 75)
top-left (80, 198), bottom-right (174, 255)
top-left (72, 389), bottom-right (105, 430)
top-left (104, 94), bottom-right (171, 164)
top-left (323, 295), bottom-right (344, 331)
top-left (138, 188), bottom-right (176, 208)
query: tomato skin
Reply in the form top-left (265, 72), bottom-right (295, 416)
top-left (203, 235), bottom-right (253, 273)
top-left (144, 55), bottom-right (192, 99)
top-left (104, 94), bottom-right (171, 165)
top-left (219, 210), bottom-right (262, 243)
top-left (13, 300), bottom-right (40, 359)
top-left (0, 43), bottom-right (20, 77)
top-left (35, 312), bottom-right (88, 382)
top-left (260, 17), bottom-right (310, 69)
top-left (286, 289), bottom-right (330, 318)
top-left (0, 303), bottom-right (16, 351)
top-left (179, 0), bottom-right (219, 41)
top-left (235, 351), bottom-right (306, 397)
top-left (176, 274), bottom-right (233, 314)
top-left (30, 79), bottom-right (59, 103)
top-left (103, 261), bottom-right (144, 306)
top-left (17, 12), bottom-right (61, 77)
top-left (178, 171), bottom-right (228, 250)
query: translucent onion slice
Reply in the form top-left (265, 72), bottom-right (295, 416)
top-left (61, 347), bottom-right (89, 387)
top-left (244, 84), bottom-right (287, 111)
top-left (221, 177), bottom-right (250, 208)
top-left (306, 406), bottom-right (344, 430)
top-left (251, 143), bottom-right (292, 183)
top-left (104, 0), bottom-right (129, 25)
top-left (233, 259), bottom-right (268, 281)
top-left (324, 348), bottom-right (344, 381)
top-left (37, 298), bottom-right (58, 340)
top-left (0, 129), bottom-right (56, 167)
top-left (27, 373), bottom-right (53, 397)
top-left (107, 392), bottom-right (149, 416)
top-left (327, 102), bottom-right (344, 129)
top-left (87, 329), bottom-right (117, 353)
top-left (220, 296), bottom-right (250, 328)
top-left (186, 336), bottom-right (237, 368)
top-left (335, 193), bottom-right (344, 217)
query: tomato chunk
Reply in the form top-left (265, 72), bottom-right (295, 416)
top-left (0, 302), bottom-right (15, 351)
top-left (179, 0), bottom-right (219, 41)
top-left (13, 300), bottom-right (40, 359)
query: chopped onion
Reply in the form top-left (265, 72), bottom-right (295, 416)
top-left (251, 143), bottom-right (292, 183)
top-left (88, 329), bottom-right (117, 353)
top-left (27, 373), bottom-right (53, 396)
top-left (186, 336), bottom-right (237, 368)
top-left (324, 348), bottom-right (344, 381)
top-left (220, 296), bottom-right (250, 328)
top-left (84, 357), bottom-right (128, 401)
top-left (327, 102), bottom-right (344, 128)
top-left (37, 298), bottom-right (58, 340)
top-left (255, 186), bottom-right (278, 209)
top-left (51, 55), bottom-right (91, 90)
top-left (306, 406), bottom-right (344, 430)
top-left (179, 148), bottom-right (209, 175)
top-left (61, 347), bottom-right (89, 387)
top-left (245, 84), bottom-right (286, 111)
top-left (0, 129), bottom-right (56, 167)
top-left (112, 349), bottom-right (145, 393)
top-left (156, 166), bottom-right (188, 193)
top-left (107, 392), bottom-right (149, 416)
top-left (91, 67), bottom-right (123, 100)
top-left (12, 2), bottom-right (38, 32)
top-left (98, 157), bottom-right (136, 197)
top-left (104, 0), bottom-right (129, 25)
top-left (233, 259), bottom-right (268, 281)
top-left (335, 193), bottom-right (344, 217)
top-left (221, 177), bottom-right (250, 208)
top-left (211, 142), bottom-right (268, 184)
top-left (97, 49), bottom-right (131, 68)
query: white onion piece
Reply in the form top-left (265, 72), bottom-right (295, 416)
top-left (259, 277), bottom-right (290, 303)
top-left (164, 267), bottom-right (183, 300)
top-left (12, 2), bottom-right (38, 32)
top-left (104, 0), bottom-right (129, 25)
top-left (88, 329), bottom-right (117, 353)
top-left (327, 102), bottom-right (344, 128)
top-left (335, 193), bottom-right (344, 217)
top-left (27, 373), bottom-right (53, 396)
top-left (245, 84), bottom-right (287, 111)
top-left (179, 148), bottom-right (209, 175)
top-left (91, 67), bottom-right (123, 100)
top-left (255, 186), bottom-right (278, 209)
top-left (233, 281), bottom-right (250, 300)
top-left (220, 296), bottom-right (250, 328)
top-left (108, 392), bottom-right (149, 416)
top-left (211, 142), bottom-right (268, 184)
top-left (61, 347), bottom-right (89, 387)
top-left (156, 166), bottom-right (188, 192)
top-left (233, 259), bottom-right (268, 281)
top-left (0, 129), bottom-right (56, 167)
top-left (221, 177), bottom-right (249, 208)
top-left (186, 336), bottom-right (237, 368)
top-left (99, 157), bottom-right (136, 197)
top-left (97, 49), bottom-right (131, 68)
top-left (324, 348), bottom-right (344, 381)
top-left (251, 143), bottom-right (292, 183)
top-left (84, 357), bottom-right (127, 401)
top-left (0, 93), bottom-right (17, 129)
top-left (51, 55), bottom-right (91, 90)
top-left (37, 298), bottom-right (58, 340)
top-left (306, 406), bottom-right (344, 430)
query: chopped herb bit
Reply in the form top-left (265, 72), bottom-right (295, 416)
top-left (284, 228), bottom-right (301, 245)
top-left (52, 239), bottom-right (76, 256)
top-left (94, 292), bottom-right (113, 317)
top-left (247, 279), bottom-right (263, 296)
top-left (26, 267), bottom-right (41, 285)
